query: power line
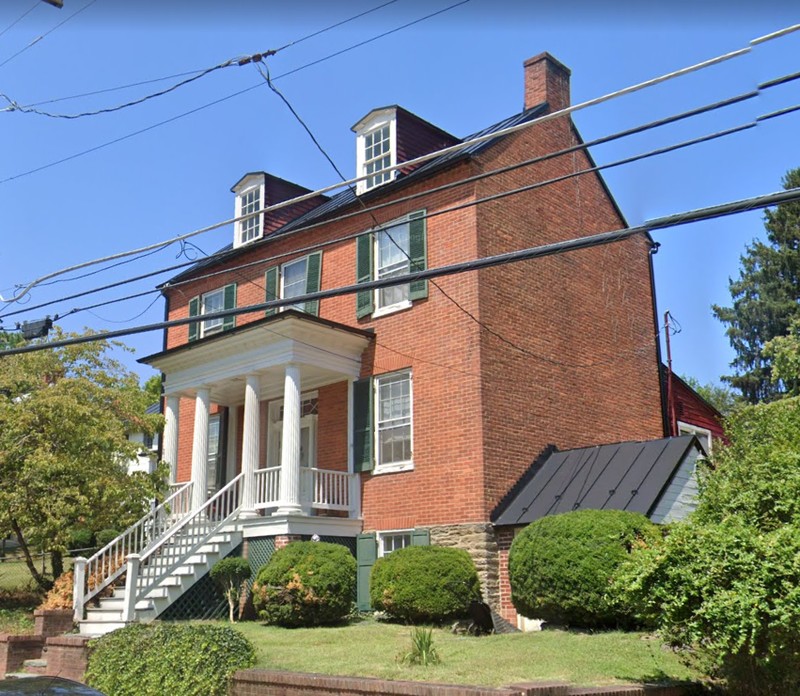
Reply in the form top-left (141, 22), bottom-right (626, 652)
top-left (0, 2), bottom-right (38, 41)
top-left (3, 93), bottom-right (794, 325)
top-left (2, 30), bottom-right (783, 307)
top-left (3, 186), bottom-right (799, 358)
top-left (18, 0), bottom-right (403, 109)
top-left (0, 0), bottom-right (471, 189)
top-left (0, 0), bottom-right (99, 71)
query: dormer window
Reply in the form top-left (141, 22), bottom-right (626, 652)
top-left (232, 174), bottom-right (266, 248)
top-left (354, 109), bottom-right (397, 195)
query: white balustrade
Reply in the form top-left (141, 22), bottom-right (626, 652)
top-left (309, 468), bottom-right (351, 511)
top-left (254, 467), bottom-right (281, 509)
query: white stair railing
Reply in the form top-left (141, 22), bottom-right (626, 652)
top-left (122, 474), bottom-right (243, 622)
top-left (74, 481), bottom-right (193, 619)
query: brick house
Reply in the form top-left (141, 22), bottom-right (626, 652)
top-left (74, 52), bottom-right (677, 633)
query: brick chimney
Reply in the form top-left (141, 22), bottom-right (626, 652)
top-left (524, 52), bottom-right (571, 112)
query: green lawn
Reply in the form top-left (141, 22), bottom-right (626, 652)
top-left (229, 619), bottom-right (700, 688)
top-left (0, 608), bottom-right (35, 635)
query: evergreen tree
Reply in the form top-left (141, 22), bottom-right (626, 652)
top-left (712, 168), bottom-right (800, 403)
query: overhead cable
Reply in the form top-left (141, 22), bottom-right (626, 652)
top-left (2, 186), bottom-right (799, 358)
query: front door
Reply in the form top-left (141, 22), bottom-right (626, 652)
top-left (268, 397), bottom-right (318, 511)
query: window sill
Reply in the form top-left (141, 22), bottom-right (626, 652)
top-left (372, 300), bottom-right (412, 319)
top-left (371, 462), bottom-right (414, 476)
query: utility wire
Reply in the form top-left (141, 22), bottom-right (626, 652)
top-left (4, 29), bottom-right (788, 308)
top-left (0, 2), bottom-right (38, 41)
top-left (3, 186), bottom-right (799, 357)
top-left (0, 0), bottom-right (471, 187)
top-left (0, 0), bottom-right (99, 71)
top-left (3, 94), bottom-right (794, 324)
top-left (18, 0), bottom-right (402, 109)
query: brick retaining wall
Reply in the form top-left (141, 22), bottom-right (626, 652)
top-left (228, 670), bottom-right (696, 696)
top-left (43, 635), bottom-right (92, 682)
top-left (0, 634), bottom-right (44, 675)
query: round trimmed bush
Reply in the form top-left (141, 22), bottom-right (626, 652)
top-left (508, 509), bottom-right (660, 628)
top-left (370, 545), bottom-right (481, 623)
top-left (252, 541), bottom-right (356, 627)
top-left (85, 623), bottom-right (255, 696)
top-left (95, 528), bottom-right (120, 547)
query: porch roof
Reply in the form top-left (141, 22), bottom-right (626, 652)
top-left (139, 311), bottom-right (373, 404)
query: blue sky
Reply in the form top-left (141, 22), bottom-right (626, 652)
top-left (0, 0), bottom-right (798, 389)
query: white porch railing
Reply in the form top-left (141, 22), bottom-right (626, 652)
top-left (73, 481), bottom-right (193, 620)
top-left (307, 468), bottom-right (351, 511)
top-left (122, 473), bottom-right (244, 622)
top-left (253, 466), bottom-right (352, 512)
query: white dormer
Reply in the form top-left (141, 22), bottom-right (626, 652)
top-left (353, 107), bottom-right (397, 195)
top-left (231, 173), bottom-right (267, 248)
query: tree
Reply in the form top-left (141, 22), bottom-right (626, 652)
top-left (143, 374), bottom-right (162, 404)
top-left (210, 557), bottom-right (251, 623)
top-left (680, 375), bottom-right (742, 416)
top-left (762, 318), bottom-right (800, 396)
top-left (618, 397), bottom-right (800, 694)
top-left (712, 167), bottom-right (800, 403)
top-left (0, 332), bottom-right (165, 590)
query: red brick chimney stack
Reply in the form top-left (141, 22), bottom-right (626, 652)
top-left (524, 52), bottom-right (571, 113)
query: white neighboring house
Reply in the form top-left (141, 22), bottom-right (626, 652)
top-left (127, 403), bottom-right (161, 475)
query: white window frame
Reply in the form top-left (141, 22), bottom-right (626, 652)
top-left (377, 529), bottom-right (413, 557)
top-left (372, 215), bottom-right (412, 318)
top-left (200, 288), bottom-right (225, 338)
top-left (280, 256), bottom-right (309, 312)
top-left (266, 392), bottom-right (319, 470)
top-left (234, 179), bottom-right (265, 248)
top-left (677, 421), bottom-right (712, 457)
top-left (373, 370), bottom-right (413, 474)
top-left (355, 113), bottom-right (397, 195)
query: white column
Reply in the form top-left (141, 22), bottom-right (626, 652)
top-left (275, 364), bottom-right (302, 515)
top-left (225, 404), bottom-right (238, 484)
top-left (190, 388), bottom-right (210, 511)
top-left (72, 557), bottom-right (87, 622)
top-left (163, 395), bottom-right (180, 485)
top-left (240, 374), bottom-right (260, 517)
top-left (122, 554), bottom-right (141, 623)
top-left (347, 377), bottom-right (361, 519)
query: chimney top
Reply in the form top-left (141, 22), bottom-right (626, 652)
top-left (523, 52), bottom-right (571, 113)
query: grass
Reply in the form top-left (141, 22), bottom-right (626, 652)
top-left (0, 608), bottom-right (35, 635)
top-left (228, 619), bottom-right (701, 688)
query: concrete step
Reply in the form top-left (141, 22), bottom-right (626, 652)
top-left (4, 673), bottom-right (38, 680)
top-left (22, 659), bottom-right (46, 675)
top-left (79, 618), bottom-right (132, 636)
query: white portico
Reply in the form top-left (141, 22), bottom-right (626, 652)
top-left (141, 311), bottom-right (372, 534)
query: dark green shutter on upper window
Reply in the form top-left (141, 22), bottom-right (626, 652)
top-left (304, 251), bottom-right (322, 317)
top-left (352, 377), bottom-right (373, 473)
top-left (222, 283), bottom-right (237, 331)
top-left (408, 210), bottom-right (428, 301)
top-left (265, 266), bottom-right (279, 317)
top-left (356, 533), bottom-right (377, 611)
top-left (187, 296), bottom-right (200, 342)
top-left (355, 233), bottom-right (374, 319)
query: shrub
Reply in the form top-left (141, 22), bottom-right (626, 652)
top-left (95, 529), bottom-right (120, 547)
top-left (252, 541), bottom-right (355, 627)
top-left (508, 509), bottom-right (659, 628)
top-left (370, 546), bottom-right (481, 623)
top-left (85, 623), bottom-right (255, 696)
top-left (67, 527), bottom-right (93, 551)
top-left (39, 571), bottom-right (73, 610)
top-left (210, 556), bottom-right (251, 623)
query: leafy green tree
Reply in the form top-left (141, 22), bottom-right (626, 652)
top-left (0, 332), bottom-right (165, 589)
top-left (143, 374), bottom-right (162, 404)
top-left (712, 167), bottom-right (800, 403)
top-left (618, 397), bottom-right (800, 694)
top-left (763, 318), bottom-right (800, 396)
top-left (680, 375), bottom-right (742, 416)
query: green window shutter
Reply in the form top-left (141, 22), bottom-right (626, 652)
top-left (187, 296), bottom-right (200, 343)
top-left (352, 377), bottom-right (373, 473)
top-left (356, 233), bottom-right (374, 319)
top-left (222, 283), bottom-right (237, 332)
top-left (304, 251), bottom-right (322, 317)
top-left (411, 528), bottom-right (430, 546)
top-left (356, 533), bottom-right (377, 611)
top-left (408, 211), bottom-right (428, 301)
top-left (265, 266), bottom-right (279, 317)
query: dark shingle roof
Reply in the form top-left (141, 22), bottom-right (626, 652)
top-left (164, 103), bottom-right (548, 286)
top-left (492, 435), bottom-right (700, 526)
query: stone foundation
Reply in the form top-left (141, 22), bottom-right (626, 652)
top-left (428, 523), bottom-right (500, 608)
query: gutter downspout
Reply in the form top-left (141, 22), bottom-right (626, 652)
top-left (648, 241), bottom-right (670, 438)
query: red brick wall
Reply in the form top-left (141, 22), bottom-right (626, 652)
top-left (496, 527), bottom-right (516, 622)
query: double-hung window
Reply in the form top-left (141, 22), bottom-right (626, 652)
top-left (232, 174), bottom-right (266, 249)
top-left (354, 110), bottom-right (397, 195)
top-left (187, 283), bottom-right (237, 342)
top-left (356, 211), bottom-right (427, 319)
top-left (264, 251), bottom-right (322, 317)
top-left (353, 369), bottom-right (413, 474)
